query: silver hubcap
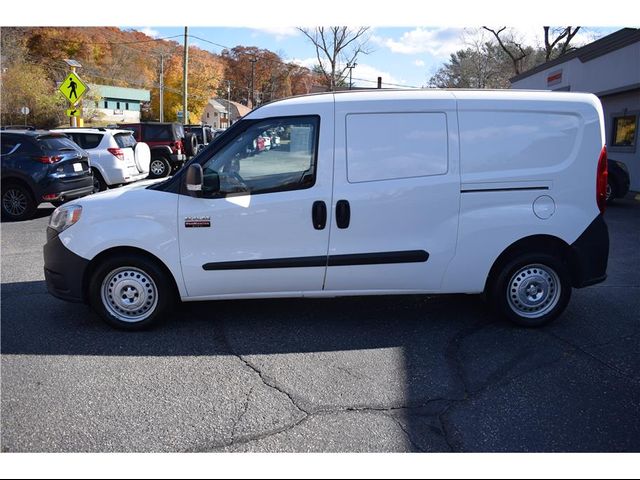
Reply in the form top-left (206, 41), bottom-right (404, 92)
top-left (507, 264), bottom-right (561, 319)
top-left (101, 267), bottom-right (158, 323)
top-left (2, 189), bottom-right (28, 216)
top-left (150, 160), bottom-right (166, 176)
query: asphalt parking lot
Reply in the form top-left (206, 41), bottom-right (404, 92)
top-left (1, 197), bottom-right (639, 452)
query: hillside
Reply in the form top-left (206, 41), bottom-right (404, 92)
top-left (0, 27), bottom-right (317, 127)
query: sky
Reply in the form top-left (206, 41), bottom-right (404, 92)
top-left (5, 0), bottom-right (631, 89)
top-left (129, 26), bottom-right (621, 89)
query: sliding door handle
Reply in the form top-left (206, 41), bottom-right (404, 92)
top-left (336, 200), bottom-right (350, 229)
top-left (312, 201), bottom-right (327, 230)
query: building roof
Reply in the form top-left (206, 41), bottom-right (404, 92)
top-left (91, 84), bottom-right (151, 102)
top-left (207, 99), bottom-right (228, 113)
top-left (215, 99), bottom-right (251, 117)
top-left (510, 28), bottom-right (640, 83)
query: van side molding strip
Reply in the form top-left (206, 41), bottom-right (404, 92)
top-left (461, 180), bottom-right (553, 193)
top-left (461, 186), bottom-right (550, 193)
top-left (202, 250), bottom-right (429, 271)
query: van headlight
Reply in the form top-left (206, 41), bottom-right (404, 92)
top-left (49, 205), bottom-right (83, 233)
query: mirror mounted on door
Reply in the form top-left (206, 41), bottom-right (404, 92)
top-left (185, 164), bottom-right (203, 198)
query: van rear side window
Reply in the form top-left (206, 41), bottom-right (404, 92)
top-left (458, 111), bottom-right (580, 176)
top-left (346, 112), bottom-right (448, 183)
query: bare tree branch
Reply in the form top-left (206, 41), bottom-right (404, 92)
top-left (544, 26), bottom-right (581, 61)
top-left (483, 26), bottom-right (528, 75)
top-left (297, 26), bottom-right (371, 90)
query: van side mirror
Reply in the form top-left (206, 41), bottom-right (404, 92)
top-left (185, 164), bottom-right (203, 198)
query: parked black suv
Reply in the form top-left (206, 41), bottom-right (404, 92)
top-left (1, 130), bottom-right (93, 221)
top-left (184, 124), bottom-right (214, 154)
top-left (118, 123), bottom-right (197, 178)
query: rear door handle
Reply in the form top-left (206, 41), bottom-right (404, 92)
top-left (336, 200), bottom-right (350, 229)
top-left (312, 201), bottom-right (327, 230)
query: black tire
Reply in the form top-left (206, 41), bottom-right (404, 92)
top-left (148, 157), bottom-right (171, 178)
top-left (184, 132), bottom-right (198, 157)
top-left (88, 253), bottom-right (175, 330)
top-left (489, 252), bottom-right (572, 327)
top-left (92, 169), bottom-right (108, 193)
top-left (1, 182), bottom-right (37, 221)
top-left (606, 178), bottom-right (618, 205)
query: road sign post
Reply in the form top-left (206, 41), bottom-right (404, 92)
top-left (59, 67), bottom-right (88, 127)
top-left (19, 106), bottom-right (30, 126)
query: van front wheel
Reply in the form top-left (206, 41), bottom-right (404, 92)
top-left (89, 254), bottom-right (175, 330)
top-left (490, 253), bottom-right (571, 327)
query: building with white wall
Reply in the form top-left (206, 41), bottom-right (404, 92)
top-left (89, 84), bottom-right (150, 123)
top-left (511, 28), bottom-right (640, 191)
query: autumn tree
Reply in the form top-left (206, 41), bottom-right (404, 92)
top-left (1, 63), bottom-right (67, 128)
top-left (298, 27), bottom-right (372, 91)
top-left (220, 46), bottom-right (298, 107)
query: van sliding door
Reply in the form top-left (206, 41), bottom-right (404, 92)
top-left (324, 93), bottom-right (460, 294)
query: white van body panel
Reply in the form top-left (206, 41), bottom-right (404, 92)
top-left (177, 95), bottom-right (334, 298)
top-left (440, 91), bottom-right (605, 292)
top-left (57, 180), bottom-right (187, 297)
top-left (326, 91), bottom-right (461, 293)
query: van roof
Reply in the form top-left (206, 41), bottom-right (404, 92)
top-left (250, 88), bottom-right (599, 113)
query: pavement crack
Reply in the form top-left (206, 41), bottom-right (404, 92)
top-left (231, 386), bottom-right (254, 443)
top-left (445, 320), bottom-right (496, 399)
top-left (544, 330), bottom-right (639, 383)
top-left (388, 415), bottom-right (426, 453)
top-left (437, 407), bottom-right (457, 452)
top-left (238, 354), bottom-right (311, 415)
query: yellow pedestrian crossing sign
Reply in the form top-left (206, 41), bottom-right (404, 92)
top-left (66, 107), bottom-right (81, 117)
top-left (59, 72), bottom-right (88, 105)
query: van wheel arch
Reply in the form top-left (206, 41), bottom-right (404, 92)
top-left (83, 246), bottom-right (181, 304)
top-left (484, 235), bottom-right (582, 296)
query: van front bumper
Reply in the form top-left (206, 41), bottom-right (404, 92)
top-left (569, 214), bottom-right (609, 288)
top-left (43, 231), bottom-right (89, 303)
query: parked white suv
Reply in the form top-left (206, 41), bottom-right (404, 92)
top-left (58, 128), bottom-right (150, 191)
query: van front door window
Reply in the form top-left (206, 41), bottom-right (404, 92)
top-left (200, 116), bottom-right (319, 197)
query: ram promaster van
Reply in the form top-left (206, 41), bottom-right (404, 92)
top-left (43, 90), bottom-right (609, 330)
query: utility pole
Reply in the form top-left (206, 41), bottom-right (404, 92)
top-left (249, 57), bottom-right (257, 108)
top-left (347, 63), bottom-right (357, 90)
top-left (183, 26), bottom-right (189, 125)
top-left (159, 53), bottom-right (165, 122)
top-left (226, 80), bottom-right (231, 127)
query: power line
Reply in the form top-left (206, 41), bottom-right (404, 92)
top-left (188, 34), bottom-right (421, 89)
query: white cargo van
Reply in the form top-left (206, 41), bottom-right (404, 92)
top-left (43, 90), bottom-right (609, 330)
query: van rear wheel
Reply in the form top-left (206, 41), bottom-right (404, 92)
top-left (89, 253), bottom-right (175, 330)
top-left (490, 253), bottom-right (571, 327)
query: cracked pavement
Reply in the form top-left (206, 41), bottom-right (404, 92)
top-left (1, 196), bottom-right (639, 452)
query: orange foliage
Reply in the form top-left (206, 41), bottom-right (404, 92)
top-left (2, 27), bottom-right (318, 123)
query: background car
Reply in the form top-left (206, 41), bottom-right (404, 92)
top-left (1, 129), bottom-right (93, 221)
top-left (118, 122), bottom-right (197, 178)
top-left (58, 128), bottom-right (150, 191)
top-left (607, 159), bottom-right (631, 204)
top-left (184, 124), bottom-right (213, 154)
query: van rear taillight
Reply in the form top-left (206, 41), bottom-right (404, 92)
top-left (108, 147), bottom-right (125, 161)
top-left (596, 145), bottom-right (608, 214)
